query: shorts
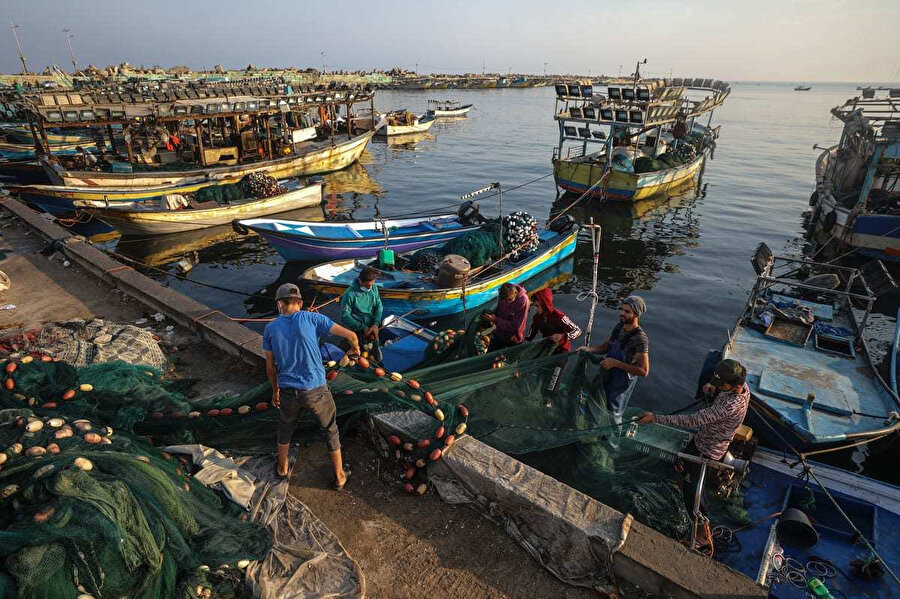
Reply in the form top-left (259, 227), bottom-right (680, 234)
top-left (277, 385), bottom-right (340, 451)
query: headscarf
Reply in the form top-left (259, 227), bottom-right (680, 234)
top-left (623, 295), bottom-right (646, 317)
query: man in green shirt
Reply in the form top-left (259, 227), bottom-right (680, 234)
top-left (339, 267), bottom-right (383, 345)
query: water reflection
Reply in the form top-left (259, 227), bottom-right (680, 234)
top-left (373, 131), bottom-right (436, 150)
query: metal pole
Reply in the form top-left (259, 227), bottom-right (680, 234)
top-left (689, 463), bottom-right (708, 551)
top-left (11, 23), bottom-right (28, 74)
top-left (497, 184), bottom-right (504, 256)
top-left (62, 28), bottom-right (77, 72)
top-left (582, 220), bottom-right (601, 346)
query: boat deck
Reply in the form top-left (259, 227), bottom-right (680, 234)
top-left (241, 213), bottom-right (464, 241)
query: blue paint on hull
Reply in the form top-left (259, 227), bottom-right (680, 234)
top-left (261, 229), bottom-right (469, 261)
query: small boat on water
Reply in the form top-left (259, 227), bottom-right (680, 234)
top-left (376, 111), bottom-right (436, 136)
top-left (79, 179), bottom-right (323, 236)
top-left (794, 85), bottom-right (812, 91)
top-left (234, 209), bottom-right (483, 261)
top-left (300, 222), bottom-right (578, 318)
top-left (426, 100), bottom-right (473, 118)
top-left (0, 123), bottom-right (94, 145)
top-left (552, 69), bottom-right (730, 201)
top-left (715, 243), bottom-right (900, 454)
top-left (809, 91), bottom-right (900, 260)
top-left (0, 140), bottom-right (106, 160)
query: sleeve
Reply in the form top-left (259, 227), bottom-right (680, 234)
top-left (561, 314), bottom-right (582, 340)
top-left (526, 317), bottom-right (538, 341)
top-left (371, 286), bottom-right (383, 326)
top-left (509, 295), bottom-right (530, 343)
top-left (339, 290), bottom-right (365, 331)
top-left (262, 325), bottom-right (272, 352)
top-left (634, 332), bottom-right (649, 354)
top-left (311, 312), bottom-right (336, 337)
top-left (656, 394), bottom-right (731, 429)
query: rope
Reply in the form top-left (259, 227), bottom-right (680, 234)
top-left (392, 173), bottom-right (555, 218)
top-left (547, 166), bottom-right (609, 227)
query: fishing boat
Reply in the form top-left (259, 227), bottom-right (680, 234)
top-left (299, 223), bottom-right (579, 318)
top-left (425, 100), bottom-right (473, 118)
top-left (378, 314), bottom-right (438, 373)
top-left (0, 140), bottom-right (106, 160)
top-left (809, 92), bottom-right (900, 260)
top-left (552, 68), bottom-right (730, 201)
top-left (233, 209), bottom-right (484, 261)
top-left (376, 111), bottom-right (436, 136)
top-left (0, 123), bottom-right (93, 145)
top-left (794, 85), bottom-right (812, 91)
top-left (79, 180), bottom-right (322, 236)
top-left (0, 159), bottom-right (52, 183)
top-left (715, 243), bottom-right (900, 454)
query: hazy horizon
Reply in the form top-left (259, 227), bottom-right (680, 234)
top-left (2, 0), bottom-right (898, 83)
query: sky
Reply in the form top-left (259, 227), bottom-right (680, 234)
top-left (2, 0), bottom-right (898, 82)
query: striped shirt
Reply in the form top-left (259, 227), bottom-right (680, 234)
top-left (655, 384), bottom-right (750, 460)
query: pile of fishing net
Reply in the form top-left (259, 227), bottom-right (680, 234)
top-left (0, 410), bottom-right (270, 599)
top-left (503, 211), bottom-right (539, 258)
top-left (240, 172), bottom-right (287, 199)
top-left (193, 173), bottom-right (287, 205)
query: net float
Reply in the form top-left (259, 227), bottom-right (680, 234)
top-left (26, 446), bottom-right (46, 457)
top-left (136, 455), bottom-right (151, 464)
top-left (434, 409), bottom-right (445, 421)
top-left (54, 428), bottom-right (73, 440)
top-left (48, 418), bottom-right (64, 428)
top-left (161, 452), bottom-right (171, 459)
top-left (389, 372), bottom-right (402, 382)
top-left (79, 384), bottom-right (93, 392)
top-left (416, 459), bottom-right (426, 468)
top-left (171, 411), bottom-right (183, 419)
top-left (237, 559), bottom-right (251, 569)
top-left (395, 449), bottom-right (402, 460)
top-left (1, 484), bottom-right (19, 499)
top-left (387, 435), bottom-right (401, 446)
top-left (9, 443), bottom-right (22, 455)
top-left (435, 426), bottom-right (445, 439)
top-left (100, 437), bottom-right (112, 445)
top-left (21, 356), bottom-right (33, 364)
top-left (74, 420), bottom-right (91, 431)
top-left (402, 442), bottom-right (414, 452)
top-left (34, 464), bottom-right (55, 477)
top-left (41, 356), bottom-right (52, 362)
top-left (416, 483), bottom-right (427, 495)
top-left (5, 362), bottom-right (16, 373)
top-left (407, 379), bottom-right (420, 389)
top-left (455, 423), bottom-right (467, 435)
top-left (410, 394), bottom-right (422, 402)
top-left (27, 398), bottom-right (35, 406)
top-left (326, 370), bottom-right (339, 381)
top-left (426, 397), bottom-right (438, 407)
top-left (237, 405), bottom-right (251, 414)
top-left (13, 416), bottom-right (25, 427)
top-left (46, 443), bottom-right (60, 454)
top-left (207, 409), bottom-right (220, 417)
top-left (0, 454), bottom-right (6, 465)
top-left (62, 389), bottom-right (76, 401)
top-left (343, 390), bottom-right (354, 395)
top-left (73, 457), bottom-right (93, 471)
top-left (444, 435), bottom-right (456, 447)
top-left (220, 408), bottom-right (233, 416)
top-left (255, 402), bottom-right (268, 411)
top-left (4, 379), bottom-right (14, 391)
top-left (403, 482), bottom-right (414, 494)
top-left (326, 360), bottom-right (337, 368)
top-left (417, 439), bottom-right (430, 448)
top-left (13, 393), bottom-right (25, 401)
top-left (83, 433), bottom-right (101, 444)
top-left (41, 402), bottom-right (58, 409)
top-left (361, 351), bottom-right (368, 358)
top-left (458, 405), bottom-right (469, 418)
top-left (186, 411), bottom-right (200, 418)
top-left (424, 392), bottom-right (434, 403)
top-left (403, 467), bottom-right (416, 480)
top-left (184, 483), bottom-right (190, 491)
top-left (197, 565), bottom-right (210, 572)
top-left (103, 426), bottom-right (113, 436)
top-left (25, 421), bottom-right (43, 433)
top-left (338, 354), bottom-right (350, 367)
top-left (32, 505), bottom-right (54, 525)
top-left (429, 448), bottom-right (442, 461)
top-left (357, 357), bottom-right (370, 369)
top-left (151, 412), bottom-right (164, 420)
top-left (394, 390), bottom-right (405, 398)
top-left (374, 368), bottom-right (386, 377)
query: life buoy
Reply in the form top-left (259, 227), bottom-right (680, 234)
top-left (822, 210), bottom-right (837, 234)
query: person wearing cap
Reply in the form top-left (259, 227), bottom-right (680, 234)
top-left (526, 288), bottom-right (582, 353)
top-left (264, 283), bottom-right (360, 488)
top-left (483, 282), bottom-right (530, 352)
top-left (339, 266), bottom-right (383, 346)
top-left (578, 295), bottom-right (650, 423)
top-left (638, 359), bottom-right (750, 538)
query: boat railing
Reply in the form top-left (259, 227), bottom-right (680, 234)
top-left (814, 145), bottom-right (838, 195)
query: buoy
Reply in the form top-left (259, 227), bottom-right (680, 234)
top-left (41, 402), bottom-right (58, 409)
top-left (343, 389), bottom-right (354, 395)
top-left (403, 482), bottom-right (415, 494)
top-left (358, 356), bottom-right (370, 369)
top-left (429, 448), bottom-right (442, 461)
top-left (339, 354), bottom-right (350, 367)
top-left (458, 405), bottom-right (469, 418)
top-left (171, 411), bottom-right (183, 419)
top-left (48, 418), bottom-right (64, 428)
top-left (326, 360), bottom-right (337, 368)
top-left (34, 464), bottom-right (55, 477)
top-left (25, 446), bottom-right (46, 457)
top-left (25, 421), bottom-right (44, 433)
top-left (403, 467), bottom-right (416, 480)
top-left (83, 433), bottom-right (101, 444)
top-left (435, 426), bottom-right (445, 439)
top-left (46, 443), bottom-right (60, 454)
top-left (237, 405), bottom-right (251, 414)
top-left (136, 455), bottom-right (151, 464)
top-left (207, 409), bottom-right (220, 417)
top-left (5, 362), bottom-right (16, 374)
top-left (410, 394), bottom-right (422, 402)
top-left (395, 389), bottom-right (405, 398)
top-left (1, 484), bottom-right (19, 498)
top-left (416, 483), bottom-right (427, 495)
top-left (402, 442), bottom-right (414, 452)
top-left (417, 439), bottom-right (430, 448)
top-left (0, 454), bottom-right (6, 465)
top-left (444, 435), bottom-right (456, 447)
top-left (54, 428), bottom-right (73, 440)
top-left (455, 423), bottom-right (467, 435)
top-left (390, 372), bottom-right (402, 382)
top-left (237, 559), bottom-right (250, 570)
top-left (21, 356), bottom-right (33, 364)
top-left (387, 435), bottom-right (401, 446)
top-left (4, 379), bottom-right (14, 391)
top-left (9, 443), bottom-right (22, 455)
top-left (415, 458), bottom-right (426, 468)
top-left (220, 408), bottom-right (233, 416)
top-left (424, 392), bottom-right (434, 403)
top-left (326, 370), bottom-right (339, 380)
top-left (407, 379), bottom-right (420, 389)
top-left (79, 384), bottom-right (93, 392)
top-left (255, 402), bottom-right (269, 411)
top-left (73, 457), bottom-right (93, 471)
top-left (62, 389), bottom-right (76, 401)
top-left (40, 356), bottom-right (52, 362)
top-left (434, 409), bottom-right (445, 421)
top-left (13, 393), bottom-right (25, 401)
top-left (151, 412), bottom-right (164, 420)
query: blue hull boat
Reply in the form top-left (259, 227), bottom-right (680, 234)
top-left (234, 213), bottom-right (483, 262)
top-left (719, 244), bottom-right (900, 454)
top-left (300, 225), bottom-right (578, 318)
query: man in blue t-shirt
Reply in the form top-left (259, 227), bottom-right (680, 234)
top-left (264, 283), bottom-right (360, 488)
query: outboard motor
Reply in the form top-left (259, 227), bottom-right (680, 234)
top-left (457, 201), bottom-right (486, 226)
top-left (548, 214), bottom-right (576, 233)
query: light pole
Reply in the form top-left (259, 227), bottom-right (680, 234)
top-left (320, 51), bottom-right (326, 74)
top-left (543, 62), bottom-right (547, 76)
top-left (62, 28), bottom-right (77, 73)
top-left (10, 23), bottom-right (28, 74)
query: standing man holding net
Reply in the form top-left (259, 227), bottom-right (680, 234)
top-left (265, 283), bottom-right (360, 488)
top-left (579, 295), bottom-right (650, 426)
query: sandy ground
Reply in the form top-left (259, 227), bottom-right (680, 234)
top-left (0, 214), bottom-right (614, 598)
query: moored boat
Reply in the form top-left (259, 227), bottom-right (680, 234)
top-left (794, 85), bottom-right (812, 91)
top-left (80, 179), bottom-right (323, 236)
top-left (716, 243), bottom-right (900, 454)
top-left (233, 209), bottom-right (484, 261)
top-left (552, 70), bottom-right (729, 201)
top-left (299, 222), bottom-right (579, 318)
top-left (425, 100), bottom-right (473, 118)
top-left (376, 111), bottom-right (436, 136)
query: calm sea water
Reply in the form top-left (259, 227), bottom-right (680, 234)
top-left (111, 82), bottom-right (899, 479)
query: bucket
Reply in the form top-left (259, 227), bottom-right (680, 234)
top-left (776, 508), bottom-right (819, 548)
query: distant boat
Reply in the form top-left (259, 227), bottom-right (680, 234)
top-left (794, 85), bottom-right (812, 91)
top-left (376, 111), bottom-right (436, 136)
top-left (426, 100), bottom-right (474, 118)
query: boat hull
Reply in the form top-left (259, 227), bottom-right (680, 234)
top-left (812, 193), bottom-right (900, 260)
top-left (84, 184), bottom-right (322, 236)
top-left (45, 129), bottom-right (375, 188)
top-left (377, 118), bottom-right (436, 137)
top-left (427, 105), bottom-right (473, 118)
top-left (0, 160), bottom-right (51, 184)
top-left (553, 152), bottom-right (706, 201)
top-left (302, 229), bottom-right (578, 318)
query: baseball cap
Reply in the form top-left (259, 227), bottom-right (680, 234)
top-left (275, 283), bottom-right (302, 301)
top-left (711, 359), bottom-right (746, 386)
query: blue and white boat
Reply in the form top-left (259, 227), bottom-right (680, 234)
top-left (717, 243), bottom-right (900, 454)
top-left (300, 224), bottom-right (579, 318)
top-left (810, 91), bottom-right (900, 260)
top-left (234, 212), bottom-right (483, 262)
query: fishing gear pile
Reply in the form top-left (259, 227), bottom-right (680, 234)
top-left (502, 211), bottom-right (539, 258)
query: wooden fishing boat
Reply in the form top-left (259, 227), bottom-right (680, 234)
top-left (0, 124), bottom-right (94, 145)
top-left (299, 224), bottom-right (579, 318)
top-left (426, 100), bottom-right (473, 118)
top-left (0, 159), bottom-right (51, 184)
top-left (79, 180), bottom-right (322, 236)
top-left (794, 85), bottom-right (812, 91)
top-left (233, 211), bottom-right (483, 261)
top-left (376, 111), bottom-right (436, 136)
top-left (552, 69), bottom-right (730, 201)
top-left (716, 243), bottom-right (900, 454)
top-left (0, 140), bottom-right (105, 160)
